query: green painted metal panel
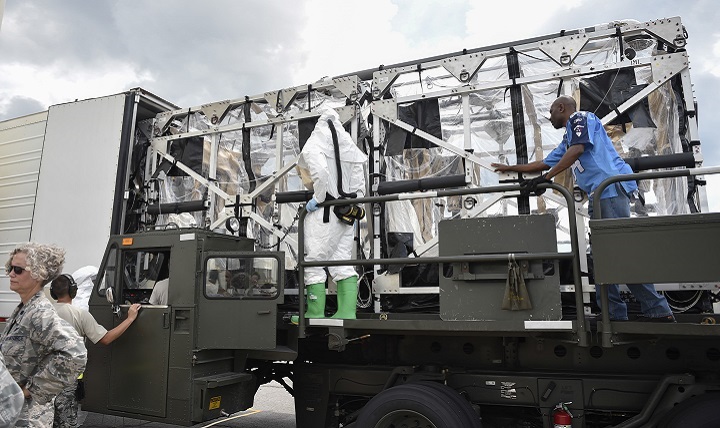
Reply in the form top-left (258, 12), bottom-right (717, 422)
top-left (591, 213), bottom-right (720, 284)
top-left (108, 306), bottom-right (171, 417)
top-left (439, 215), bottom-right (561, 321)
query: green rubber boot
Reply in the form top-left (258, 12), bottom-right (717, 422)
top-left (331, 276), bottom-right (358, 319)
top-left (305, 282), bottom-right (327, 318)
top-left (291, 283), bottom-right (326, 324)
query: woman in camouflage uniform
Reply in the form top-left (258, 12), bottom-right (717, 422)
top-left (1, 243), bottom-right (87, 428)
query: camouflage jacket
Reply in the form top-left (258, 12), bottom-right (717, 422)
top-left (0, 291), bottom-right (87, 404)
top-left (0, 353), bottom-right (23, 427)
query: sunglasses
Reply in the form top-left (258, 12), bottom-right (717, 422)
top-left (6, 265), bottom-right (29, 275)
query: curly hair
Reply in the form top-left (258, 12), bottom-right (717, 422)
top-left (5, 242), bottom-right (65, 285)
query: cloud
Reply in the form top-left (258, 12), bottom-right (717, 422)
top-left (108, 1), bottom-right (311, 105)
top-left (0, 95), bottom-right (45, 120)
top-left (465, 0), bottom-right (584, 46)
top-left (293, 0), bottom-right (586, 84)
top-left (392, 0), bottom-right (468, 43)
top-left (0, 61), bottom-right (153, 119)
top-left (293, 0), bottom-right (405, 83)
top-left (0, 0), bottom-right (311, 117)
top-left (2, 0), bottom-right (719, 183)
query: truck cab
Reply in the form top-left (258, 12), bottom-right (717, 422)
top-left (83, 229), bottom-right (291, 425)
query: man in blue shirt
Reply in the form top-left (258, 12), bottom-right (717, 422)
top-left (492, 95), bottom-right (675, 322)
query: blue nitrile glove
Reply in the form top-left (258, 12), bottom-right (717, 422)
top-left (306, 197), bottom-right (320, 212)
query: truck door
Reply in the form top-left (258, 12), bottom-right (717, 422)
top-left (198, 252), bottom-right (284, 350)
top-left (108, 247), bottom-right (172, 417)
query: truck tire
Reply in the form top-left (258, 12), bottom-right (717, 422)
top-left (657, 394), bottom-right (720, 428)
top-left (418, 381), bottom-right (481, 427)
top-left (356, 382), bottom-right (482, 428)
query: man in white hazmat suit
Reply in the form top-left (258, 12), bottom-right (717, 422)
top-left (297, 107), bottom-right (367, 320)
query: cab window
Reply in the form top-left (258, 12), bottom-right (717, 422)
top-left (120, 249), bottom-right (171, 304)
top-left (205, 256), bottom-right (279, 299)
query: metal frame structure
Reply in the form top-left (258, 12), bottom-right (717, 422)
top-left (136, 17), bottom-right (708, 308)
top-left (78, 16), bottom-right (720, 428)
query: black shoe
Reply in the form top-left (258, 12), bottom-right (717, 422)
top-left (637, 315), bottom-right (676, 323)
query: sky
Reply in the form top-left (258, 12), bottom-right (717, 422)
top-left (1, 0), bottom-right (719, 208)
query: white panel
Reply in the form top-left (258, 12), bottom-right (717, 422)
top-left (309, 319), bottom-right (345, 327)
top-left (524, 320), bottom-right (573, 330)
top-left (0, 111), bottom-right (48, 317)
top-left (31, 95), bottom-right (128, 279)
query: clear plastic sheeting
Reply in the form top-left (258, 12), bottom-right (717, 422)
top-left (379, 26), bottom-right (690, 252)
top-left (143, 18), bottom-right (697, 271)
top-left (150, 89), bottom-right (355, 269)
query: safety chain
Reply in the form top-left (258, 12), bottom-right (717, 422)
top-left (255, 211), bottom-right (301, 250)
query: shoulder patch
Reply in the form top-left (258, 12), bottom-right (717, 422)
top-left (573, 123), bottom-right (584, 137)
top-left (570, 112), bottom-right (587, 138)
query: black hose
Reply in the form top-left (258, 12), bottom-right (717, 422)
top-left (327, 119), bottom-right (357, 199)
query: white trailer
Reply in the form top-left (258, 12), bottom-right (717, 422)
top-left (0, 89), bottom-right (175, 318)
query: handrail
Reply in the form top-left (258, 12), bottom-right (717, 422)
top-left (592, 165), bottom-right (720, 346)
top-left (296, 181), bottom-right (587, 345)
top-left (592, 166), bottom-right (720, 219)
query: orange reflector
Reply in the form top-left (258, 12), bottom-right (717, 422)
top-left (122, 238), bottom-right (134, 246)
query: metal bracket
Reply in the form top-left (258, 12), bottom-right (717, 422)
top-left (649, 52), bottom-right (688, 86)
top-left (332, 76), bottom-right (360, 101)
top-left (539, 34), bottom-right (590, 66)
top-left (441, 52), bottom-right (486, 83)
top-left (240, 194), bottom-right (254, 217)
top-left (199, 99), bottom-right (234, 125)
top-left (335, 104), bottom-right (357, 125)
top-left (372, 68), bottom-right (402, 99)
top-left (152, 111), bottom-right (177, 137)
top-left (264, 87), bottom-right (300, 113)
top-left (370, 98), bottom-right (397, 122)
top-left (628, 16), bottom-right (687, 48)
top-left (265, 77), bottom-right (360, 113)
top-left (373, 273), bottom-right (400, 294)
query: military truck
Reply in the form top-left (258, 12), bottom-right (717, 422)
top-left (4, 16), bottom-right (719, 428)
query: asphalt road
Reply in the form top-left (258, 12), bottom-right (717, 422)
top-left (79, 381), bottom-right (296, 428)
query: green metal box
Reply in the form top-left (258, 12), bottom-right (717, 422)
top-left (439, 215), bottom-right (561, 321)
top-left (590, 213), bottom-right (720, 284)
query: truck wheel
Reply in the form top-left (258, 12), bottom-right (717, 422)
top-left (658, 394), bottom-right (720, 428)
top-left (356, 382), bottom-right (482, 428)
top-left (417, 381), bottom-right (481, 427)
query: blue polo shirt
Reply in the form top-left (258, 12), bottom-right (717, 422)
top-left (544, 111), bottom-right (637, 199)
